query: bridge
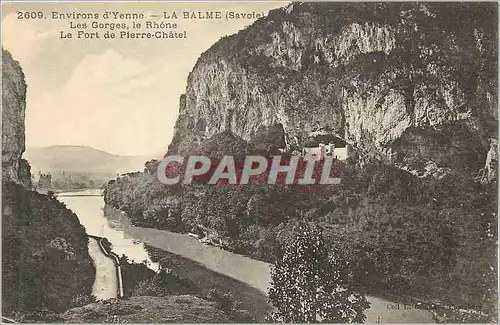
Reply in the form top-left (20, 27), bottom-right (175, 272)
top-left (1, 316), bottom-right (17, 323)
top-left (56, 194), bottom-right (103, 197)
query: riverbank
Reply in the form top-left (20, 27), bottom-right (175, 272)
top-left (121, 223), bottom-right (434, 323)
top-left (100, 204), bottom-right (438, 322)
top-left (58, 191), bottom-right (255, 323)
top-left (133, 221), bottom-right (490, 323)
top-left (100, 205), bottom-right (434, 322)
top-left (59, 190), bottom-right (483, 323)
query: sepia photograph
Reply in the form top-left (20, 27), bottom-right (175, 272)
top-left (1, 1), bottom-right (498, 323)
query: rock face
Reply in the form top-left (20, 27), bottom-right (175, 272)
top-left (482, 138), bottom-right (498, 184)
top-left (170, 2), bottom-right (497, 177)
top-left (2, 49), bottom-right (30, 186)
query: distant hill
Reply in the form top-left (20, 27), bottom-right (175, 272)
top-left (24, 145), bottom-right (151, 174)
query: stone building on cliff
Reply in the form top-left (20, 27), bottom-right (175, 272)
top-left (302, 143), bottom-right (350, 161)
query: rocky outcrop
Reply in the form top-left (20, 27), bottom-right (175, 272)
top-left (170, 2), bottom-right (497, 177)
top-left (46, 237), bottom-right (77, 261)
top-left (2, 49), bottom-right (30, 186)
top-left (481, 138), bottom-right (498, 184)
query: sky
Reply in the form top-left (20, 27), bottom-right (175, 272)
top-left (2, 1), bottom-right (287, 157)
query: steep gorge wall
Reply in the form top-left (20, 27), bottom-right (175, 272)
top-left (170, 2), bottom-right (497, 178)
top-left (2, 49), bottom-right (95, 316)
top-left (2, 49), bottom-right (30, 186)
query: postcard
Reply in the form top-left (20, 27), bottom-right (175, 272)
top-left (1, 1), bottom-right (498, 323)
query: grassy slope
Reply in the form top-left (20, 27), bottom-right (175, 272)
top-left (61, 295), bottom-right (231, 323)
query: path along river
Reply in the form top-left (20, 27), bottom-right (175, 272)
top-left (58, 189), bottom-right (433, 323)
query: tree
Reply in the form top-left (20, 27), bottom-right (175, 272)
top-left (267, 222), bottom-right (370, 323)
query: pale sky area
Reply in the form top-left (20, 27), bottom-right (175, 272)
top-left (2, 1), bottom-right (288, 156)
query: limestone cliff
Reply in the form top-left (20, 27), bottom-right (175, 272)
top-left (2, 49), bottom-right (95, 317)
top-left (2, 49), bottom-right (30, 187)
top-left (170, 2), bottom-right (497, 178)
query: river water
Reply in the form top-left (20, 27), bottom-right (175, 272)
top-left (58, 189), bottom-right (433, 323)
top-left (58, 189), bottom-right (160, 272)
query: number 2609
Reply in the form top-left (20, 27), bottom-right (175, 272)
top-left (17, 11), bottom-right (45, 19)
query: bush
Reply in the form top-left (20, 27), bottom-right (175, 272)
top-left (2, 181), bottom-right (95, 314)
top-left (204, 289), bottom-right (238, 312)
top-left (132, 269), bottom-right (200, 297)
top-left (70, 293), bottom-right (96, 308)
top-left (120, 257), bottom-right (156, 298)
top-left (268, 222), bottom-right (370, 323)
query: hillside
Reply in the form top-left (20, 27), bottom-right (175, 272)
top-left (25, 145), bottom-right (150, 174)
top-left (2, 182), bottom-right (96, 314)
top-left (61, 296), bottom-right (231, 323)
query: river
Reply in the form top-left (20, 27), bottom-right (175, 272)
top-left (58, 189), bottom-right (433, 323)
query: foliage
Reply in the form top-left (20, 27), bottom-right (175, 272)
top-left (34, 170), bottom-right (111, 191)
top-left (132, 268), bottom-right (200, 297)
top-left (104, 172), bottom-right (183, 231)
top-left (103, 128), bottom-right (498, 321)
top-left (431, 309), bottom-right (492, 323)
top-left (267, 222), bottom-right (370, 323)
top-left (118, 256), bottom-right (157, 298)
top-left (2, 181), bottom-right (95, 314)
top-left (204, 289), bottom-right (238, 312)
top-left (69, 293), bottom-right (97, 308)
top-left (203, 288), bottom-right (255, 322)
